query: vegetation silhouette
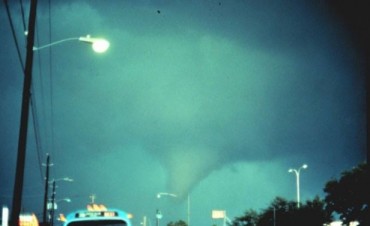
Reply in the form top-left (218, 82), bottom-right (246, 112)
top-left (164, 162), bottom-right (368, 226)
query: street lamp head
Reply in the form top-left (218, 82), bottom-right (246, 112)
top-left (156, 210), bottom-right (163, 219)
top-left (288, 169), bottom-right (293, 173)
top-left (64, 177), bottom-right (74, 182)
top-left (302, 164), bottom-right (308, 169)
top-left (157, 192), bottom-right (177, 198)
top-left (79, 35), bottom-right (110, 53)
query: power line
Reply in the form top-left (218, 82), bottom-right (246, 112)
top-left (30, 90), bottom-right (45, 183)
top-left (4, 0), bottom-right (46, 189)
top-left (4, 0), bottom-right (45, 183)
top-left (18, 0), bottom-right (27, 32)
top-left (3, 0), bottom-right (51, 221)
top-left (3, 0), bottom-right (25, 71)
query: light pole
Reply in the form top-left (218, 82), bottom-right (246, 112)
top-left (156, 193), bottom-right (175, 226)
top-left (155, 209), bottom-right (162, 226)
top-left (47, 197), bottom-right (71, 225)
top-left (156, 192), bottom-right (190, 226)
top-left (288, 164), bottom-right (308, 208)
top-left (48, 178), bottom-right (73, 226)
top-left (42, 154), bottom-right (52, 225)
top-left (187, 195), bottom-right (190, 226)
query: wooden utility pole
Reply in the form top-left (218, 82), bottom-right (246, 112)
top-left (10, 0), bottom-right (38, 225)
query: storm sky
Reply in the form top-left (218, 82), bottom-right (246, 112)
top-left (0, 1), bottom-right (367, 225)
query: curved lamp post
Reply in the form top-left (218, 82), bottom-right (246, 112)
top-left (156, 193), bottom-right (175, 226)
top-left (156, 192), bottom-right (190, 226)
top-left (33, 35), bottom-right (110, 53)
top-left (157, 192), bottom-right (177, 198)
top-left (53, 177), bottom-right (74, 183)
top-left (288, 164), bottom-right (308, 208)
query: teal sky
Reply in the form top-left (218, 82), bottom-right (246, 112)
top-left (0, 1), bottom-right (367, 225)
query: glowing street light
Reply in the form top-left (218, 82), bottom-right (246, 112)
top-left (33, 35), bottom-right (110, 53)
top-left (79, 35), bottom-right (110, 53)
top-left (288, 164), bottom-right (308, 208)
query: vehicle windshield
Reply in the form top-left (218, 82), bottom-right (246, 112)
top-left (67, 220), bottom-right (127, 226)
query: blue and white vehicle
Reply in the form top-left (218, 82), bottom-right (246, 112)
top-left (63, 205), bottom-right (132, 226)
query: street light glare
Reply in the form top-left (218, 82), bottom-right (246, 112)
top-left (92, 39), bottom-right (110, 53)
top-left (79, 35), bottom-right (110, 53)
top-left (302, 164), bottom-right (308, 169)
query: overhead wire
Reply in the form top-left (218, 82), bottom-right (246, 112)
top-left (34, 9), bottom-right (49, 182)
top-left (33, 1), bottom-right (53, 182)
top-left (18, 0), bottom-right (26, 32)
top-left (26, 1), bottom-right (46, 183)
top-left (5, 0), bottom-right (59, 185)
top-left (5, 0), bottom-right (47, 183)
top-left (3, 0), bottom-right (25, 71)
top-left (32, 0), bottom-right (56, 181)
top-left (25, 0), bottom-right (46, 184)
top-left (30, 91), bottom-right (45, 182)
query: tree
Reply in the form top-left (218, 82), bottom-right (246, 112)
top-left (300, 196), bottom-right (332, 226)
top-left (257, 197), bottom-right (296, 226)
top-left (324, 162), bottom-right (369, 225)
top-left (232, 209), bottom-right (259, 226)
top-left (233, 196), bottom-right (330, 226)
top-left (167, 220), bottom-right (187, 226)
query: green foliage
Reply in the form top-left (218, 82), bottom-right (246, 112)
top-left (167, 220), bottom-right (187, 226)
top-left (232, 196), bottom-right (331, 226)
top-left (324, 162), bottom-right (369, 225)
top-left (299, 196), bottom-right (332, 225)
top-left (232, 209), bottom-right (259, 226)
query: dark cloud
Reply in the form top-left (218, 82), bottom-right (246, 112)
top-left (1, 1), bottom-right (366, 224)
